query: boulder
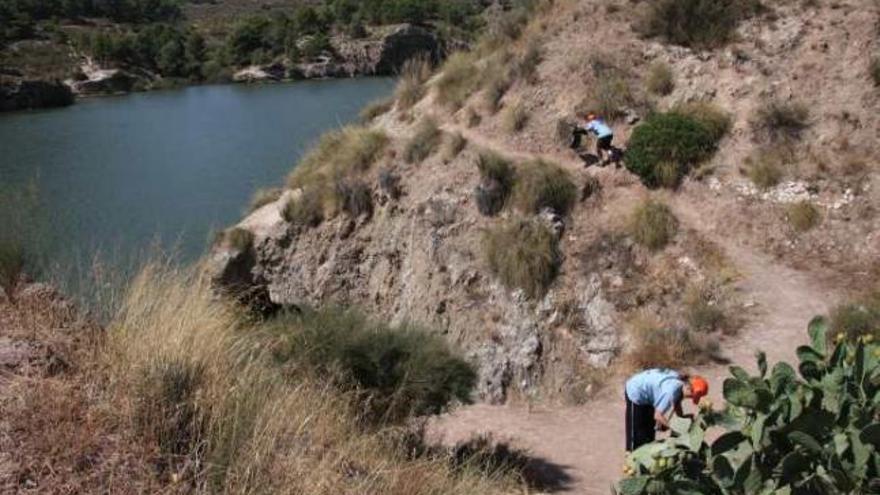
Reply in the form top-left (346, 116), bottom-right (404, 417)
top-left (233, 63), bottom-right (286, 83)
top-left (0, 78), bottom-right (74, 112)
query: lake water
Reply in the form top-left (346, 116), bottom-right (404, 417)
top-left (0, 78), bottom-right (394, 267)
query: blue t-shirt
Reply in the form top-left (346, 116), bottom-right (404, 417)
top-left (625, 369), bottom-right (684, 413)
top-left (584, 119), bottom-right (613, 138)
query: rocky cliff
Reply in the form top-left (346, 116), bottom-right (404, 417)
top-left (0, 76), bottom-right (74, 112)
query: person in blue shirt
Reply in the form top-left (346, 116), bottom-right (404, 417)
top-left (580, 112), bottom-right (615, 164)
top-left (624, 369), bottom-right (708, 451)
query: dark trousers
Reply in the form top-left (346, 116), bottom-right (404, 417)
top-left (625, 392), bottom-right (656, 452)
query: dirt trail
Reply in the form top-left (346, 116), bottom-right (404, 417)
top-left (428, 124), bottom-right (837, 494)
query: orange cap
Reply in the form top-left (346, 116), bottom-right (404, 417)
top-left (689, 376), bottom-right (709, 404)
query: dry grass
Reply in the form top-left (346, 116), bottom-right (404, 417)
top-left (217, 227), bottom-right (254, 251)
top-left (404, 117), bottom-right (443, 164)
top-left (435, 52), bottom-right (482, 110)
top-left (360, 97), bottom-right (394, 122)
top-left (511, 159), bottom-right (578, 215)
top-left (646, 61), bottom-right (675, 96)
top-left (516, 40), bottom-right (544, 84)
top-left (443, 132), bottom-right (468, 162)
top-left (501, 100), bottom-right (529, 133)
top-left (623, 313), bottom-right (718, 371)
top-left (785, 200), bottom-right (821, 232)
top-left (745, 152), bottom-right (784, 189)
top-left (483, 70), bottom-right (513, 114)
top-left (287, 126), bottom-right (388, 190)
top-left (577, 72), bottom-right (636, 122)
top-left (628, 198), bottom-right (678, 251)
top-left (465, 106), bottom-right (482, 128)
top-left (248, 187), bottom-right (283, 212)
top-left (107, 264), bottom-right (521, 494)
top-left (870, 56), bottom-right (880, 87)
top-left (483, 217), bottom-right (561, 299)
top-left (752, 99), bottom-right (810, 143)
top-left (395, 56), bottom-right (433, 110)
top-left (282, 188), bottom-right (324, 227)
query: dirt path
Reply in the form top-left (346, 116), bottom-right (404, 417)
top-left (428, 124), bottom-right (837, 494)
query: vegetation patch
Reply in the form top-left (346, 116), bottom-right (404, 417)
top-left (404, 118), bottom-right (443, 164)
top-left (360, 97), bottom-right (394, 122)
top-left (443, 132), bottom-right (468, 162)
top-left (578, 75), bottom-right (636, 122)
top-left (829, 293), bottom-right (880, 344)
top-left (282, 188), bottom-right (324, 228)
top-left (752, 99), bottom-right (811, 143)
top-left (625, 112), bottom-right (720, 188)
top-left (628, 198), bottom-right (677, 251)
top-left (266, 307), bottom-right (476, 425)
top-left (435, 52), bottom-right (482, 110)
top-left (871, 56), bottom-right (880, 87)
top-left (646, 61), bottom-right (675, 96)
top-left (395, 56), bottom-right (433, 110)
top-left (287, 126), bottom-right (388, 190)
top-left (672, 101), bottom-right (731, 142)
top-left (745, 152), bottom-right (785, 189)
top-left (624, 315), bottom-right (717, 370)
top-left (511, 159), bottom-right (577, 215)
top-left (483, 217), bottom-right (561, 299)
top-left (785, 200), bottom-right (820, 233)
top-left (501, 100), bottom-right (529, 133)
top-left (248, 187), bottom-right (283, 212)
top-left (636, 0), bottom-right (763, 49)
top-left (335, 179), bottom-right (373, 218)
top-left (475, 152), bottom-right (515, 216)
top-left (683, 283), bottom-right (728, 333)
top-left (515, 40), bottom-right (544, 84)
top-left (483, 70), bottom-right (513, 114)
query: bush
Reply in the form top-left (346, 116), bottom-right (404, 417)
top-left (435, 52), bottom-right (481, 110)
top-left (483, 217), bottom-right (561, 299)
top-left (629, 198), bottom-right (677, 250)
top-left (501, 100), bottom-right (529, 133)
top-left (335, 179), bottom-right (373, 217)
top-left (282, 188), bottom-right (324, 227)
top-left (752, 100), bottom-right (810, 143)
top-left (829, 294), bottom-right (880, 343)
top-left (287, 126), bottom-right (388, 190)
top-left (266, 308), bottom-right (476, 424)
top-left (625, 112), bottom-right (719, 187)
top-left (745, 153), bottom-right (784, 189)
top-left (646, 62), bottom-right (675, 96)
top-left (475, 153), bottom-right (515, 216)
top-left (249, 187), bottom-right (283, 212)
top-left (620, 319), bottom-right (880, 494)
top-left (511, 160), bottom-right (578, 215)
top-left (625, 323), bottom-right (715, 370)
top-left (672, 101), bottom-right (731, 142)
top-left (404, 118), bottom-right (443, 163)
top-left (395, 55), bottom-right (433, 110)
top-left (360, 97), bottom-right (394, 122)
top-left (636, 0), bottom-right (762, 49)
top-left (786, 200), bottom-right (820, 232)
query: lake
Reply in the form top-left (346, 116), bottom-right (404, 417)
top-left (0, 78), bottom-right (394, 270)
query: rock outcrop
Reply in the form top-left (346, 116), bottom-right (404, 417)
top-left (0, 77), bottom-right (74, 112)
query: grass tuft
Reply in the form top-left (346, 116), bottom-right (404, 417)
top-left (501, 100), bottom-right (529, 133)
top-left (248, 187), bottom-right (283, 212)
top-left (335, 179), bottom-right (373, 218)
top-left (360, 97), bottom-right (394, 122)
top-left (475, 152), bottom-right (515, 216)
top-left (443, 132), bottom-right (468, 162)
top-left (624, 315), bottom-right (718, 370)
top-left (870, 56), bottom-right (880, 87)
top-left (282, 188), bottom-right (324, 227)
top-left (646, 61), bottom-right (675, 96)
top-left (395, 56), bottom-right (433, 110)
top-left (785, 200), bottom-right (820, 232)
top-left (511, 159), bottom-right (578, 215)
top-left (404, 117), bottom-right (444, 164)
top-left (435, 52), bottom-right (481, 110)
top-left (287, 126), bottom-right (388, 191)
top-left (745, 152), bottom-right (784, 189)
top-left (636, 0), bottom-right (763, 49)
top-left (484, 217), bottom-right (561, 299)
top-left (629, 198), bottom-right (678, 251)
top-left (752, 100), bottom-right (810, 143)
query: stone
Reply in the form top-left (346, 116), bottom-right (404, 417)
top-left (0, 77), bottom-right (74, 112)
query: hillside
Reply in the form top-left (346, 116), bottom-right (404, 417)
top-left (214, 0), bottom-right (880, 402)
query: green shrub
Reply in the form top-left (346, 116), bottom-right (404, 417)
top-left (745, 153), bottom-right (784, 189)
top-left (266, 308), bottom-right (476, 424)
top-left (248, 187), bottom-right (283, 212)
top-left (629, 198), bottom-right (677, 250)
top-left (673, 101), bottom-right (731, 142)
top-left (752, 100), bottom-right (810, 142)
top-left (625, 112), bottom-right (719, 187)
top-left (395, 56), bottom-right (433, 110)
top-left (483, 217), bottom-right (561, 299)
top-left (620, 319), bottom-right (880, 494)
top-left (511, 159), bottom-right (577, 215)
top-left (435, 52), bottom-right (481, 110)
top-left (636, 0), bottom-right (763, 49)
top-left (404, 118), bottom-right (443, 164)
top-left (786, 200), bottom-right (820, 232)
top-left (829, 294), bottom-right (880, 343)
top-left (646, 62), bottom-right (675, 96)
top-left (501, 100), bottom-right (529, 133)
top-left (359, 97), bottom-right (394, 122)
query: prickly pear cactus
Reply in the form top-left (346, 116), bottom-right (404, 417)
top-left (616, 317), bottom-right (880, 495)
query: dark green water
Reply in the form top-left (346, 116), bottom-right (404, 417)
top-left (0, 78), bottom-right (394, 264)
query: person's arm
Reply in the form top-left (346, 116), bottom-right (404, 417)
top-left (654, 408), bottom-right (672, 431)
top-left (674, 401), bottom-right (694, 421)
